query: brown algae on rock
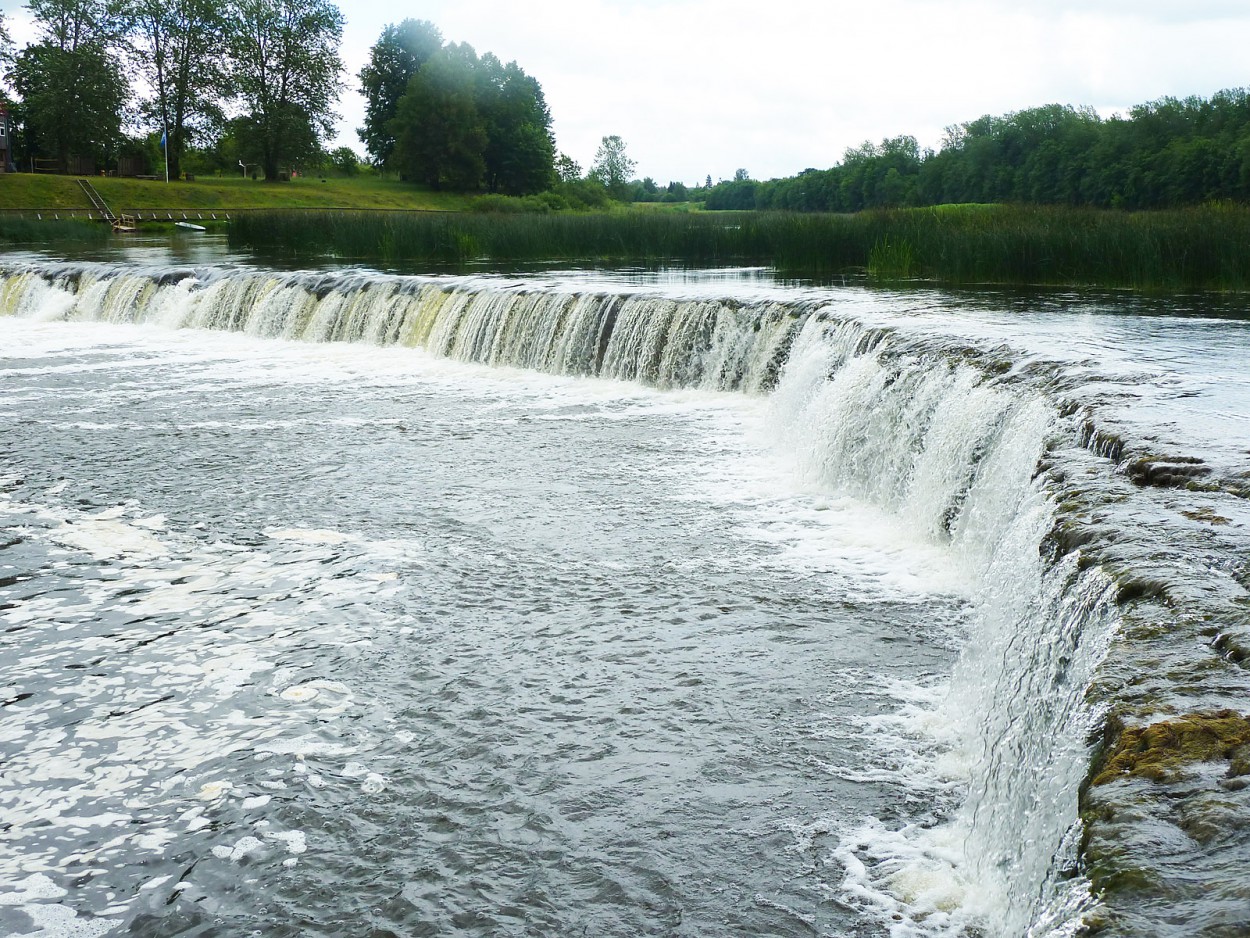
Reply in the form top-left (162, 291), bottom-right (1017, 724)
top-left (1092, 710), bottom-right (1250, 786)
top-left (1180, 507), bottom-right (1232, 525)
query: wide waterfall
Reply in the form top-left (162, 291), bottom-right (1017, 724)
top-left (2, 258), bottom-right (1247, 938)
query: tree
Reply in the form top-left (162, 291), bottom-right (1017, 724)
top-left (555, 152), bottom-right (581, 182)
top-left (227, 0), bottom-right (344, 180)
top-left (475, 53), bottom-right (554, 195)
top-left (391, 43), bottom-right (485, 190)
top-left (12, 0), bottom-right (127, 170)
top-left (590, 134), bottom-right (635, 198)
top-left (733, 167), bottom-right (749, 181)
top-left (328, 145), bottom-right (359, 175)
top-left (662, 180), bottom-right (689, 202)
top-left (124, 0), bottom-right (228, 180)
top-left (357, 18), bottom-right (442, 168)
top-left (0, 11), bottom-right (12, 74)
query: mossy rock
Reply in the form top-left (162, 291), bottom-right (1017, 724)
top-left (1092, 710), bottom-right (1250, 785)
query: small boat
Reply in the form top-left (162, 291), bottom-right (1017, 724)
top-left (112, 214), bottom-right (138, 233)
top-left (174, 221), bottom-right (206, 232)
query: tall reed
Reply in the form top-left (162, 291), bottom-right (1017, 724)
top-left (227, 205), bottom-right (1250, 291)
top-left (0, 217), bottom-right (109, 246)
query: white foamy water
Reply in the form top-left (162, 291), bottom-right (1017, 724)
top-left (2, 257), bottom-right (1248, 938)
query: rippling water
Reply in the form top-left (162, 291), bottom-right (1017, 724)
top-left (2, 245), bottom-right (1248, 938)
top-left (2, 323), bottom-right (974, 936)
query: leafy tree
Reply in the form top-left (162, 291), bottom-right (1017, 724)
top-left (329, 145), bottom-right (359, 175)
top-left (0, 11), bottom-right (12, 74)
top-left (391, 43), bottom-right (486, 190)
top-left (590, 134), bottom-right (635, 198)
top-left (124, 0), bottom-right (228, 179)
top-left (555, 152), bottom-right (581, 182)
top-left (662, 181), bottom-right (689, 202)
top-left (357, 18), bottom-right (442, 168)
top-left (705, 178), bottom-right (758, 210)
top-left (227, 0), bottom-right (344, 180)
top-left (11, 0), bottom-right (127, 170)
top-left (733, 167), bottom-right (749, 182)
top-left (475, 52), bottom-right (554, 195)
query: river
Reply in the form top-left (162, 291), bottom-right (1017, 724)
top-left (1, 237), bottom-right (1247, 937)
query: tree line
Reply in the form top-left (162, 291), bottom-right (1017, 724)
top-left (706, 91), bottom-right (1250, 212)
top-left (0, 0), bottom-right (344, 180)
top-left (0, 4), bottom-right (564, 194)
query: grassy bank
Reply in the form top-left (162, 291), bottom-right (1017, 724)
top-left (0, 174), bottom-right (475, 212)
top-left (228, 204), bottom-right (1250, 291)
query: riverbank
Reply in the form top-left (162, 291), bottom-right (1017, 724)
top-left (228, 204), bottom-right (1250, 292)
top-left (0, 173), bottom-right (475, 212)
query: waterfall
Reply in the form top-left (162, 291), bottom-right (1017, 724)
top-left (767, 317), bottom-right (1121, 935)
top-left (0, 265), bottom-right (805, 394)
top-left (1, 259), bottom-right (1205, 936)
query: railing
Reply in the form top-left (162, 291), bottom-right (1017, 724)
top-left (76, 178), bottom-right (117, 223)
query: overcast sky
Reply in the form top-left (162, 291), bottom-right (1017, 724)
top-left (6, 0), bottom-right (1250, 184)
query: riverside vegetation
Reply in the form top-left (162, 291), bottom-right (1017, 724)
top-left (228, 203), bottom-right (1250, 292)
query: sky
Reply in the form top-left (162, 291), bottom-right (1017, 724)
top-left (5, 0), bottom-right (1250, 185)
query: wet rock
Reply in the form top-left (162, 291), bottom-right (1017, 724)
top-left (1091, 710), bottom-right (1250, 786)
top-left (1124, 455), bottom-right (1210, 489)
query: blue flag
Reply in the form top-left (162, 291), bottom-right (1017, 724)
top-left (161, 131), bottom-right (167, 149)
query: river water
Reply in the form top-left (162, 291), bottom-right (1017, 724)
top-left (1, 238), bottom-right (1248, 938)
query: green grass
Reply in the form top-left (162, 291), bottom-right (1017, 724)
top-left (0, 173), bottom-right (475, 211)
top-left (227, 203), bottom-right (1250, 291)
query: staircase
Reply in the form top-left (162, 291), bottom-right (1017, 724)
top-left (77, 178), bottom-right (118, 225)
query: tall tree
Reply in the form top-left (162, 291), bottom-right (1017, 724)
top-left (357, 18), bottom-right (442, 168)
top-left (124, 0), bottom-right (228, 179)
top-left (12, 0), bottom-right (127, 170)
top-left (475, 53), bottom-right (555, 195)
top-left (0, 11), bottom-right (12, 73)
top-left (227, 0), bottom-right (344, 180)
top-left (391, 43), bottom-right (485, 190)
top-left (590, 135), bottom-right (635, 198)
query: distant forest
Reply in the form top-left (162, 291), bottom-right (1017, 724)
top-left (706, 91), bottom-right (1250, 212)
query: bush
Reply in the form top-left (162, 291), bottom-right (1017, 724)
top-left (470, 194), bottom-right (555, 214)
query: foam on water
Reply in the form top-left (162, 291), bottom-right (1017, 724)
top-left (0, 478), bottom-right (437, 930)
top-left (4, 260), bottom-right (1244, 936)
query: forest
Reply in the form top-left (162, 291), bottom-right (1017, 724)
top-left (706, 93), bottom-right (1250, 212)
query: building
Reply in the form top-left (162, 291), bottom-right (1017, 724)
top-left (0, 108), bottom-right (11, 173)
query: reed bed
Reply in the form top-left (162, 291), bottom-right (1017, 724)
top-left (0, 217), bottom-right (109, 246)
top-left (228, 205), bottom-right (1250, 291)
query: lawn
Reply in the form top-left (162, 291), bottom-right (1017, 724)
top-left (0, 173), bottom-right (476, 212)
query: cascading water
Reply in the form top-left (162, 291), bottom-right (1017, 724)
top-left (2, 257), bottom-right (1247, 938)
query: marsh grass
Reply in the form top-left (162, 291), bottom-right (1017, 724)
top-left (229, 204), bottom-right (1250, 291)
top-left (0, 216), bottom-right (108, 245)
